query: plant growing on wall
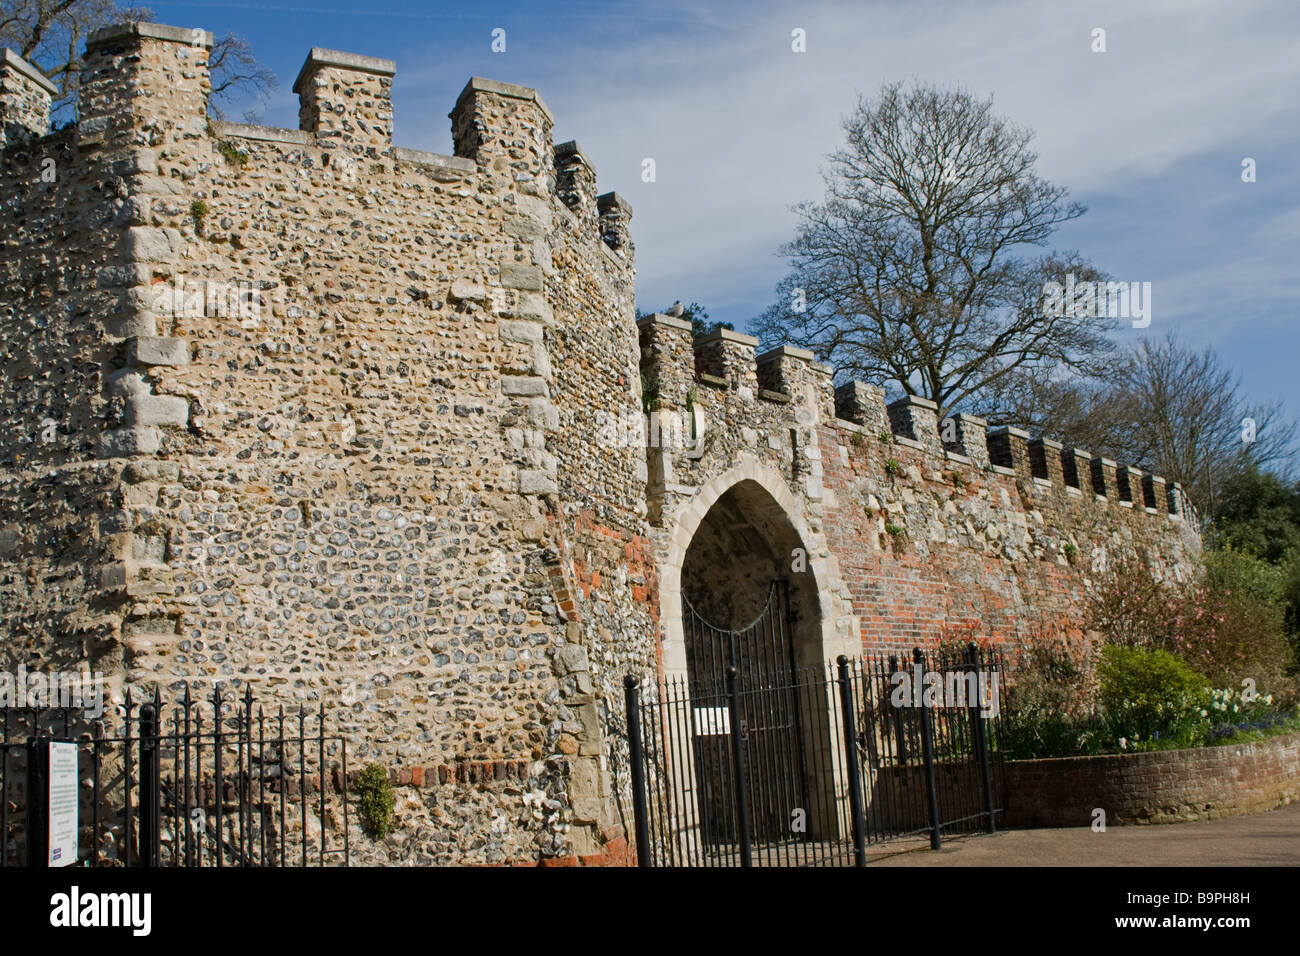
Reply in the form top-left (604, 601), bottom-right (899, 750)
top-left (356, 763), bottom-right (396, 838)
top-left (640, 371), bottom-right (660, 414)
top-left (884, 457), bottom-right (901, 476)
top-left (189, 199), bottom-right (208, 235)
top-left (218, 140), bottom-right (249, 166)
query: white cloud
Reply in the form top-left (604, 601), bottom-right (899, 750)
top-left (294, 0), bottom-right (1296, 405)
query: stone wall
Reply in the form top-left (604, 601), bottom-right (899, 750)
top-left (1, 26), bottom-right (645, 865)
top-left (818, 398), bottom-right (1200, 661)
top-left (1, 23), bottom-right (1203, 867)
top-left (1003, 733), bottom-right (1300, 826)
top-left (638, 315), bottom-right (1201, 683)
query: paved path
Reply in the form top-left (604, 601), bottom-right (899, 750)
top-left (871, 802), bottom-right (1300, 866)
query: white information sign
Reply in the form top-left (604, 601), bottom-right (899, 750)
top-left (47, 741), bottom-right (78, 867)
top-left (694, 707), bottom-right (731, 736)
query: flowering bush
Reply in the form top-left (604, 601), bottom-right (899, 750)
top-left (1168, 550), bottom-right (1298, 702)
top-left (1096, 645), bottom-right (1212, 751)
top-left (998, 618), bottom-right (1298, 757)
top-left (1085, 551), bottom-right (1298, 708)
top-left (1084, 556), bottom-right (1182, 649)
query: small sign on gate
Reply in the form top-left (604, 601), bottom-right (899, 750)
top-left (694, 707), bottom-right (731, 735)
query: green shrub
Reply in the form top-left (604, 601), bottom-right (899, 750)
top-left (884, 457), bottom-right (900, 476)
top-left (1204, 547), bottom-right (1285, 605)
top-left (356, 763), bottom-right (396, 838)
top-left (1097, 644), bottom-right (1211, 751)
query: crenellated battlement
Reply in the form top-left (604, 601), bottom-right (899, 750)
top-left (0, 48), bottom-right (57, 147)
top-left (1, 27), bottom-right (628, 255)
top-left (637, 312), bottom-right (1192, 524)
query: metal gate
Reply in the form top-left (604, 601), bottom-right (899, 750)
top-left (625, 644), bottom-right (1006, 866)
top-left (2, 686), bottom-right (350, 867)
top-left (683, 581), bottom-right (809, 844)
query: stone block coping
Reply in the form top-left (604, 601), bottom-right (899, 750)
top-left (596, 191), bottom-right (631, 216)
top-left (210, 121), bottom-right (311, 146)
top-left (695, 327), bottom-right (759, 348)
top-left (453, 76), bottom-right (554, 126)
top-left (554, 140), bottom-right (596, 174)
top-left (888, 394), bottom-right (939, 411)
top-left (0, 48), bottom-right (58, 95)
top-left (637, 313), bottom-right (692, 333)
top-left (88, 22), bottom-right (213, 50)
top-left (987, 425), bottom-right (1030, 439)
top-left (294, 48), bottom-right (397, 92)
top-left (757, 345), bottom-right (815, 363)
top-left (391, 147), bottom-right (475, 172)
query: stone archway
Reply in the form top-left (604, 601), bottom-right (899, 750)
top-left (656, 457), bottom-right (859, 845)
top-left (659, 456), bottom-right (857, 681)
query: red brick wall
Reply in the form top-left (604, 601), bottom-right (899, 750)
top-left (817, 420), bottom-right (1201, 662)
top-left (1003, 733), bottom-right (1300, 827)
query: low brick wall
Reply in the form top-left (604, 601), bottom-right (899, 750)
top-left (1003, 732), bottom-right (1300, 826)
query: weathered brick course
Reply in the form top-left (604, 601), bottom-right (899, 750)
top-left (1004, 733), bottom-right (1300, 826)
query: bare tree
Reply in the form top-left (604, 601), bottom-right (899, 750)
top-left (985, 336), bottom-right (1298, 520)
top-left (206, 30), bottom-right (276, 122)
top-left (753, 81), bottom-right (1114, 418)
top-left (0, 0), bottom-right (274, 122)
top-left (1112, 337), bottom-right (1296, 519)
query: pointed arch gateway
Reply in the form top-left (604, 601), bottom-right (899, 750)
top-left (659, 457), bottom-right (857, 678)
top-left (657, 457), bottom-right (859, 846)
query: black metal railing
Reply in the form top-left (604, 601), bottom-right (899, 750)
top-left (2, 685), bottom-right (349, 867)
top-left (625, 643), bottom-right (1004, 867)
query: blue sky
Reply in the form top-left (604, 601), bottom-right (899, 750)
top-left (149, 0), bottom-right (1298, 426)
